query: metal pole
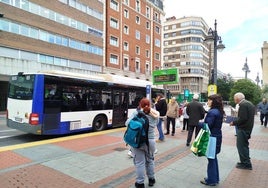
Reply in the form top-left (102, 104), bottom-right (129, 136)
top-left (213, 20), bottom-right (218, 85)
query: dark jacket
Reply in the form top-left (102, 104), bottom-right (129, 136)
top-left (155, 98), bottom-right (167, 117)
top-left (233, 99), bottom-right (255, 136)
top-left (204, 108), bottom-right (223, 154)
top-left (186, 100), bottom-right (206, 126)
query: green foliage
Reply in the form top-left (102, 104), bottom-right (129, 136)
top-left (217, 78), bottom-right (234, 101)
top-left (229, 79), bottom-right (262, 106)
top-left (262, 84), bottom-right (268, 98)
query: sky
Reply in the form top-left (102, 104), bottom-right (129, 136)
top-left (163, 0), bottom-right (268, 82)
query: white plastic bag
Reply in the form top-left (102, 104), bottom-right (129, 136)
top-left (176, 118), bottom-right (181, 128)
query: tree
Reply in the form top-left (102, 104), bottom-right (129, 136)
top-left (217, 77), bottom-right (234, 102)
top-left (262, 84), bottom-right (268, 98)
top-left (229, 79), bottom-right (262, 106)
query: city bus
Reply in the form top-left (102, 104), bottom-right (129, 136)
top-left (6, 70), bottom-right (169, 135)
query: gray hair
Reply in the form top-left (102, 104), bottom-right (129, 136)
top-left (234, 92), bottom-right (245, 100)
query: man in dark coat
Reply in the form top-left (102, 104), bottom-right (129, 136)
top-left (230, 92), bottom-right (255, 170)
top-left (186, 94), bottom-right (206, 146)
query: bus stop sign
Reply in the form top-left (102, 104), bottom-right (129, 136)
top-left (208, 84), bottom-right (217, 96)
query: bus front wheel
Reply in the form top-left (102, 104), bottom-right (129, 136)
top-left (92, 115), bottom-right (107, 131)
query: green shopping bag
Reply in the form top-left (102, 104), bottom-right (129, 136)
top-left (191, 123), bottom-right (210, 156)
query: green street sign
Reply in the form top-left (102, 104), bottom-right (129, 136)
top-left (152, 68), bottom-right (178, 85)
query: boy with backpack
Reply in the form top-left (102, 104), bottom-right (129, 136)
top-left (124, 98), bottom-right (159, 188)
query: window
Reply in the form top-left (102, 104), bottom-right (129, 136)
top-left (124, 25), bottom-right (129, 34)
top-left (135, 61), bottom-right (140, 72)
top-left (110, 18), bottom-right (118, 29)
top-left (124, 9), bottom-right (129, 18)
top-left (155, 39), bottom-right (160, 47)
top-left (110, 0), bottom-right (119, 11)
top-left (110, 54), bottom-right (118, 64)
top-left (155, 26), bottom-right (160, 34)
top-left (136, 0), bottom-right (140, 12)
top-left (136, 30), bottom-right (140, 40)
top-left (123, 57), bottom-right (129, 69)
top-left (145, 61), bottom-right (150, 73)
top-left (146, 21), bottom-right (150, 29)
top-left (154, 12), bottom-right (159, 22)
top-left (146, 50), bottom-right (150, 58)
top-left (136, 46), bottom-right (140, 55)
top-left (110, 36), bottom-right (118, 46)
top-left (124, 0), bottom-right (129, 5)
top-left (155, 53), bottom-right (160, 60)
top-left (136, 16), bottom-right (140, 24)
top-left (146, 7), bottom-right (150, 18)
top-left (146, 35), bottom-right (150, 44)
top-left (123, 41), bottom-right (129, 51)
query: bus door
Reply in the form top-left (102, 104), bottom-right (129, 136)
top-left (43, 82), bottom-right (61, 132)
top-left (112, 90), bottom-right (128, 127)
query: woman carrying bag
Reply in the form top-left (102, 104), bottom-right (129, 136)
top-left (199, 94), bottom-right (224, 186)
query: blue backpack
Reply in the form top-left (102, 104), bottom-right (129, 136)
top-left (124, 111), bottom-right (149, 148)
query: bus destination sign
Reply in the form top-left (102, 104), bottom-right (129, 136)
top-left (152, 68), bottom-right (178, 85)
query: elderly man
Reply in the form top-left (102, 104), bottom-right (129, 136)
top-left (230, 92), bottom-right (255, 170)
top-left (186, 94), bottom-right (206, 146)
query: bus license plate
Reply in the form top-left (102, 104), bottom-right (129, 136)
top-left (15, 117), bottom-right (23, 122)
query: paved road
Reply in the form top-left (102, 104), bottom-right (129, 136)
top-left (0, 112), bottom-right (267, 188)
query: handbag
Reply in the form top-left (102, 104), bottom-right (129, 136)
top-left (175, 118), bottom-right (181, 128)
top-left (191, 123), bottom-right (210, 156)
top-left (206, 136), bottom-right (216, 159)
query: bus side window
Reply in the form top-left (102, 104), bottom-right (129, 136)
top-left (105, 98), bottom-right (112, 109)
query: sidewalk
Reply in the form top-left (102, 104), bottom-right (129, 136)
top-left (0, 116), bottom-right (267, 188)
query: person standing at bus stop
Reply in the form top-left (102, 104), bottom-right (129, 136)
top-left (155, 93), bottom-right (167, 142)
top-left (165, 97), bottom-right (179, 136)
top-left (125, 98), bottom-right (159, 188)
top-left (257, 97), bottom-right (268, 127)
top-left (186, 94), bottom-right (206, 146)
top-left (230, 92), bottom-right (255, 170)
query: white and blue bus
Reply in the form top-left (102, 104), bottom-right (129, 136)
top-left (6, 71), bottom-right (168, 135)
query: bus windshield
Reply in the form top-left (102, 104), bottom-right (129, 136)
top-left (8, 74), bottom-right (35, 100)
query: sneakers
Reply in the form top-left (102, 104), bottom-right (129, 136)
top-left (148, 178), bottom-right (156, 186)
top-left (154, 149), bottom-right (158, 154)
top-left (127, 150), bottom-right (134, 158)
top-left (186, 143), bottom-right (190, 147)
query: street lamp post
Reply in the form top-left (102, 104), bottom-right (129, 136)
top-left (255, 72), bottom-right (260, 86)
top-left (205, 20), bottom-right (225, 85)
top-left (242, 57), bottom-right (250, 79)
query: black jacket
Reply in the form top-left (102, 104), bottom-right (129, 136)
top-left (186, 100), bottom-right (206, 126)
top-left (155, 98), bottom-right (167, 117)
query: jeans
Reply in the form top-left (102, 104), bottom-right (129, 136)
top-left (206, 156), bottom-right (219, 184)
top-left (132, 139), bottom-right (155, 184)
top-left (157, 118), bottom-right (165, 140)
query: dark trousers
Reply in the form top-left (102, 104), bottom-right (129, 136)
top-left (182, 118), bottom-right (189, 130)
top-left (186, 125), bottom-right (201, 144)
top-left (260, 113), bottom-right (268, 126)
top-left (206, 156), bottom-right (219, 184)
top-left (236, 129), bottom-right (251, 165)
top-left (166, 116), bottom-right (176, 134)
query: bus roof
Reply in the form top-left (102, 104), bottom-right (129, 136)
top-left (35, 70), bottom-right (163, 89)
